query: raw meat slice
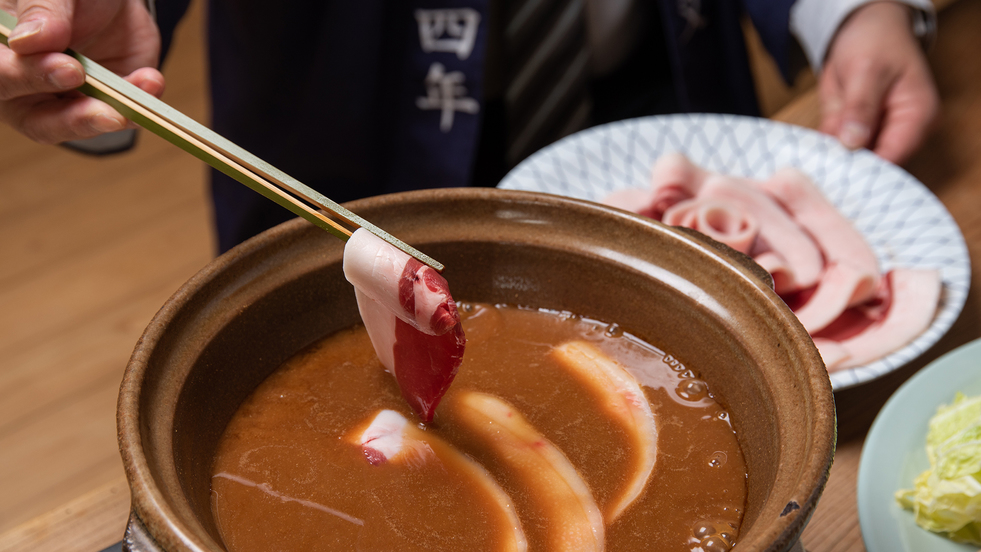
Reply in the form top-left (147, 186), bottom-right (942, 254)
top-left (603, 188), bottom-right (656, 215)
top-left (551, 341), bottom-right (657, 522)
top-left (792, 261), bottom-right (879, 334)
top-left (811, 338), bottom-right (851, 370)
top-left (449, 392), bottom-right (606, 551)
top-left (753, 251), bottom-right (797, 295)
top-left (817, 269), bottom-right (941, 371)
top-left (602, 153), bottom-right (708, 219)
top-left (357, 409), bottom-right (412, 465)
top-left (343, 228), bottom-right (466, 423)
top-left (759, 168), bottom-right (880, 309)
top-left (391, 314), bottom-right (466, 423)
top-left (662, 197), bottom-right (759, 254)
top-left (351, 410), bottom-right (528, 552)
top-left (646, 152), bottom-right (710, 219)
top-left (599, 153), bottom-right (943, 373)
top-left (700, 175), bottom-right (824, 291)
top-left (651, 152), bottom-right (704, 189)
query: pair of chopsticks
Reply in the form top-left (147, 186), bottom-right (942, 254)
top-left (0, 9), bottom-right (443, 272)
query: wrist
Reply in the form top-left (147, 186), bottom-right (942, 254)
top-left (790, 0), bottom-right (936, 71)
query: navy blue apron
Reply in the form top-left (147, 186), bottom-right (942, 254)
top-left (204, 0), bottom-right (488, 252)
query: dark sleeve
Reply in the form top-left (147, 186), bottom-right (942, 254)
top-left (741, 0), bottom-right (799, 82)
top-left (154, 0), bottom-right (195, 62)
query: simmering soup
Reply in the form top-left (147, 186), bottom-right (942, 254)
top-left (210, 303), bottom-right (747, 551)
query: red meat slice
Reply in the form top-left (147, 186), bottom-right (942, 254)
top-left (344, 229), bottom-right (466, 422)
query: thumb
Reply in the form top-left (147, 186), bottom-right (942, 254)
top-left (835, 65), bottom-right (894, 151)
top-left (7, 0), bottom-right (74, 55)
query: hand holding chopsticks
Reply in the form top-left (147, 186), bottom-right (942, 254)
top-left (0, 8), bottom-right (444, 272)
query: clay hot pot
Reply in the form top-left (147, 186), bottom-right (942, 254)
top-left (117, 188), bottom-right (835, 551)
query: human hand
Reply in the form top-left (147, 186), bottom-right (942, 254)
top-left (0, 0), bottom-right (164, 144)
top-left (818, 1), bottom-right (939, 165)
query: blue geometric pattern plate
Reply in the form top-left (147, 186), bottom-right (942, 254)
top-left (499, 114), bottom-right (970, 391)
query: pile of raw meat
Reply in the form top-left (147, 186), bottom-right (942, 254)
top-left (602, 153), bottom-right (941, 372)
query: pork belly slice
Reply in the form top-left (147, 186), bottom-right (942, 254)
top-left (551, 341), bottom-right (657, 523)
top-left (351, 410), bottom-right (528, 552)
top-left (602, 188), bottom-right (657, 216)
top-left (601, 152), bottom-right (708, 219)
top-left (645, 152), bottom-right (711, 219)
top-left (811, 338), bottom-right (851, 371)
top-left (662, 197), bottom-right (759, 254)
top-left (651, 152), bottom-right (704, 190)
top-left (449, 392), bottom-right (606, 552)
top-left (753, 251), bottom-right (798, 295)
top-left (344, 228), bottom-right (460, 335)
top-left (814, 268), bottom-right (941, 371)
top-left (700, 175), bottom-right (824, 291)
top-left (792, 261), bottom-right (880, 334)
top-left (760, 168), bottom-right (880, 307)
top-left (343, 228), bottom-right (466, 423)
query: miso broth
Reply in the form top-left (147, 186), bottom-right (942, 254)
top-left (210, 303), bottom-right (747, 551)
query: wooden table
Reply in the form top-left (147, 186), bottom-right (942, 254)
top-left (2, 0), bottom-right (980, 550)
top-left (777, 1), bottom-right (981, 549)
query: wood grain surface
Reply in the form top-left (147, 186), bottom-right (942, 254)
top-left (0, 0), bottom-right (978, 551)
top-left (0, 0), bottom-right (212, 539)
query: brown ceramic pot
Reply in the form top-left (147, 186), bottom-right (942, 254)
top-left (117, 188), bottom-right (835, 552)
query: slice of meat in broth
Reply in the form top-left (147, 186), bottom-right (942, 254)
top-left (343, 228), bottom-right (466, 423)
top-left (344, 228), bottom-right (461, 335)
top-left (350, 410), bottom-right (528, 552)
top-left (551, 341), bottom-right (657, 523)
top-left (447, 392), bottom-right (606, 552)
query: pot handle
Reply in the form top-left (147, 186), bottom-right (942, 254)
top-left (672, 226), bottom-right (775, 290)
top-left (122, 510), bottom-right (166, 552)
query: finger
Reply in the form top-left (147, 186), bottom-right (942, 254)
top-left (872, 110), bottom-right (927, 164)
top-left (0, 47), bottom-right (84, 100)
top-left (836, 62), bottom-right (894, 150)
top-left (125, 66), bottom-right (165, 98)
top-left (7, 0), bottom-right (75, 55)
top-left (2, 93), bottom-right (126, 144)
top-left (818, 67), bottom-right (845, 137)
top-left (871, 80), bottom-right (940, 164)
top-left (120, 67), bottom-right (166, 128)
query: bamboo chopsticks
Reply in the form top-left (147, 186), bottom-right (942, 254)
top-left (0, 9), bottom-right (444, 272)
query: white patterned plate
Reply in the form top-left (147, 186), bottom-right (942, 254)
top-left (499, 114), bottom-right (970, 391)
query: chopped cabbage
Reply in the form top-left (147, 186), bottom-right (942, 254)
top-left (896, 392), bottom-right (981, 545)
